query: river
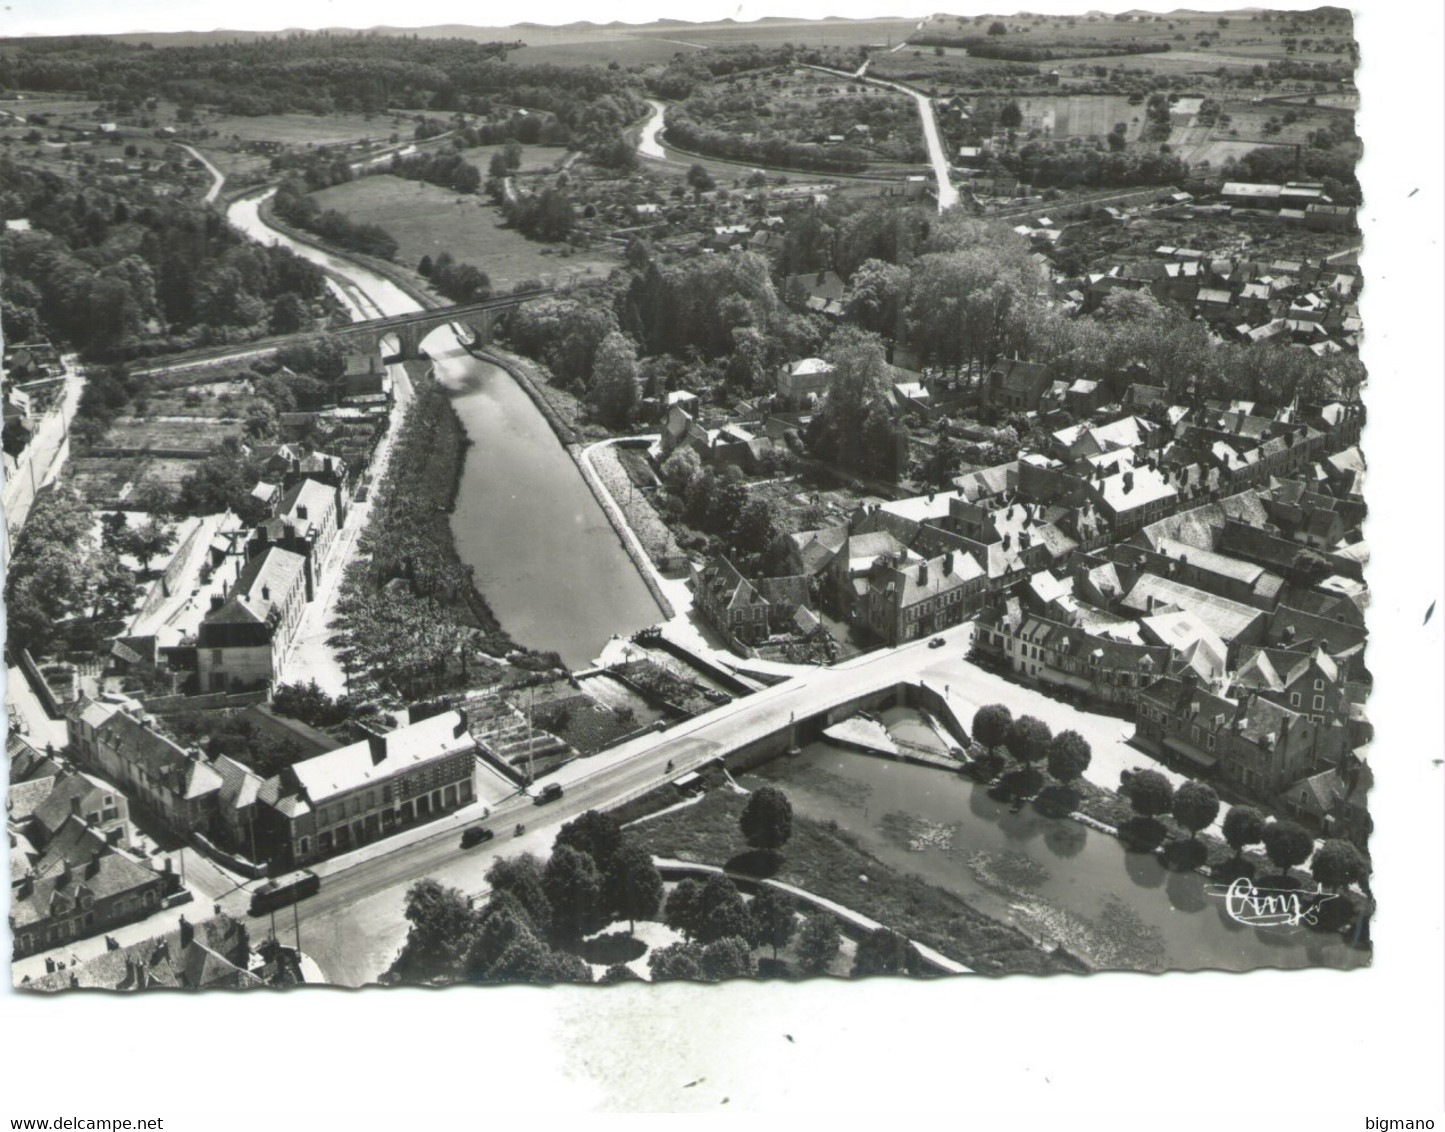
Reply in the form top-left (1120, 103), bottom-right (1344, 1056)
top-left (746, 710), bottom-right (1368, 974)
top-left (226, 190), bottom-right (664, 668)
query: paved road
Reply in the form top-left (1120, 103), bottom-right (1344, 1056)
top-left (808, 64), bottom-right (959, 212)
top-left (3, 361), bottom-right (84, 545)
top-left (279, 361), bottom-right (416, 697)
top-left (178, 144), bottom-right (224, 204)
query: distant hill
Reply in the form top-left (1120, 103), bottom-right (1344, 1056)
top-left (89, 14), bottom-right (925, 48)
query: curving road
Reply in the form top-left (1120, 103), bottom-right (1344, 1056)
top-left (807, 64), bottom-right (959, 212)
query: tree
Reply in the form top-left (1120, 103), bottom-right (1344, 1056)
top-left (795, 912), bottom-right (842, 975)
top-left (649, 940), bottom-right (705, 981)
top-left (700, 936), bottom-right (756, 980)
top-left (747, 887), bottom-right (796, 958)
top-left (503, 139), bottom-right (524, 170)
top-left (555, 810), bottom-right (624, 875)
top-left (588, 331), bottom-right (640, 429)
top-left (972, 704), bottom-right (1013, 750)
top-left (120, 517), bottom-right (175, 572)
top-left (1004, 715), bottom-right (1052, 766)
top-left (1123, 768), bottom-right (1175, 818)
top-left (488, 151), bottom-right (509, 179)
top-left (852, 926), bottom-right (919, 977)
top-left (664, 877), bottom-right (705, 940)
top-left (485, 853), bottom-right (552, 930)
top-left (988, 20), bottom-right (1008, 35)
top-left (1046, 730), bottom-right (1092, 786)
top-left (1311, 839), bottom-right (1368, 893)
top-left (660, 446), bottom-right (702, 491)
top-left (603, 841), bottom-right (664, 933)
top-left (1000, 100), bottom-right (1023, 129)
top-left (418, 254), bottom-right (435, 277)
top-left (686, 163), bottom-right (716, 194)
top-left (696, 874), bottom-right (753, 945)
top-left (1261, 821), bottom-right (1314, 879)
top-left (543, 844), bottom-right (602, 944)
top-left (599, 963), bottom-right (643, 984)
top-left (731, 497), bottom-right (779, 559)
top-left (397, 878), bottom-right (477, 981)
top-left (1222, 805), bottom-right (1267, 861)
top-left (1171, 781), bottom-right (1221, 840)
top-left (740, 786), bottom-right (794, 852)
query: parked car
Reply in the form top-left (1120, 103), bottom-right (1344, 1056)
top-left (460, 826), bottom-right (495, 848)
top-left (929, 637), bottom-right (946, 648)
top-left (534, 782), bottom-right (564, 806)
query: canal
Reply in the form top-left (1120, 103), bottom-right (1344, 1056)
top-left (227, 190), bottom-right (664, 668)
top-left (746, 710), bottom-right (1367, 973)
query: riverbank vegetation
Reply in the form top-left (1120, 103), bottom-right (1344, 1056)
top-left (330, 371), bottom-right (561, 703)
top-left (628, 787), bottom-right (1083, 975)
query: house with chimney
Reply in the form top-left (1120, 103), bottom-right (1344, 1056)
top-left (252, 710), bottom-right (478, 868)
top-left (23, 913), bottom-right (262, 991)
top-left (859, 549), bottom-right (987, 646)
top-left (984, 358), bottom-right (1054, 412)
top-left (1135, 673), bottom-right (1332, 795)
top-left (10, 816), bottom-right (166, 960)
top-left (195, 544), bottom-right (309, 694)
top-left (66, 698), bottom-right (223, 837)
top-left (692, 557), bottom-right (775, 648)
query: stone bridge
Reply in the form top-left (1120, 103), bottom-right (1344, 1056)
top-left (335, 289), bottom-right (553, 360)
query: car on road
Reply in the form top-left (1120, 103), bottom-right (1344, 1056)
top-left (929, 637), bottom-right (946, 648)
top-left (534, 782), bottom-right (564, 805)
top-left (460, 826), bottom-right (495, 848)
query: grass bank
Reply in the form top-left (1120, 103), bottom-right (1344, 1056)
top-left (628, 788), bottom-right (1085, 976)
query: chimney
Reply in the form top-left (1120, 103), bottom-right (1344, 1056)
top-left (45, 957), bottom-right (57, 974)
top-left (1122, 471), bottom-right (1135, 494)
top-left (261, 584), bottom-right (271, 602)
top-left (453, 710), bottom-right (469, 739)
top-left (917, 561), bottom-right (929, 584)
top-left (17, 875), bottom-right (33, 898)
top-left (944, 551), bottom-right (955, 576)
top-left (87, 849), bottom-right (103, 878)
top-left (179, 915), bottom-right (193, 949)
top-left (58, 860), bottom-right (72, 886)
top-left (209, 595), bottom-right (224, 612)
top-left (325, 457), bottom-right (334, 475)
top-left (296, 505), bottom-right (308, 521)
top-left (124, 957), bottom-right (134, 983)
top-left (369, 731), bottom-right (388, 766)
top-left (70, 796), bottom-right (83, 818)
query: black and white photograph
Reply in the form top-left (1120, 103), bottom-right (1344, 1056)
top-left (1, 0), bottom-right (1440, 1122)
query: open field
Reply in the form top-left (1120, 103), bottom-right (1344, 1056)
top-left (68, 456), bottom-right (197, 506)
top-left (195, 110), bottom-right (412, 148)
top-left (509, 35), bottom-right (703, 68)
top-left (96, 417), bottom-right (244, 452)
top-left (455, 142), bottom-right (570, 174)
top-left (308, 174), bottom-right (621, 290)
top-left (633, 17), bottom-right (925, 51)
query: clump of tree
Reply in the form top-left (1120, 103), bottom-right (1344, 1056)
top-left (806, 327), bottom-right (910, 483)
top-left (272, 177), bottom-right (398, 260)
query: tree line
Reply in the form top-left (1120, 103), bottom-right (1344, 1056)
top-left (270, 177), bottom-right (398, 260)
top-left (0, 158), bottom-right (330, 359)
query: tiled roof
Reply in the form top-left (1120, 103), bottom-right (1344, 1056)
top-left (8, 777), bottom-right (56, 824)
top-left (289, 711), bottom-right (473, 804)
top-left (24, 915), bottom-right (258, 992)
top-left (203, 546), bottom-right (306, 627)
top-left (1121, 574), bottom-right (1263, 643)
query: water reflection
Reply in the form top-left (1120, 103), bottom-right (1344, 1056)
top-left (1044, 821), bottom-right (1088, 861)
top-left (1164, 868), bottom-right (1209, 914)
top-left (758, 735), bottom-right (1368, 972)
top-left (1123, 848), bottom-right (1166, 890)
